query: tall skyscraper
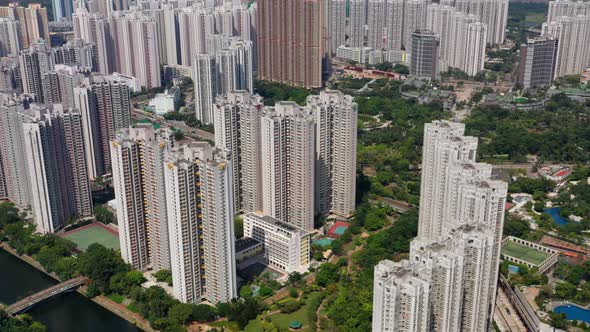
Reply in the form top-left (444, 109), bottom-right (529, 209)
top-left (110, 125), bottom-right (173, 271)
top-left (0, 4), bottom-right (50, 49)
top-left (22, 104), bottom-right (93, 234)
top-left (308, 90), bottom-right (357, 218)
top-left (517, 36), bottom-right (559, 89)
top-left (193, 39), bottom-right (253, 124)
top-left (18, 40), bottom-right (55, 102)
top-left (261, 101), bottom-right (315, 231)
top-left (410, 30), bottom-right (439, 80)
top-left (372, 120), bottom-right (508, 332)
top-left (164, 142), bottom-right (237, 304)
top-left (0, 57), bottom-right (21, 92)
top-left (214, 91), bottom-right (264, 213)
top-left (256, 0), bottom-right (323, 88)
top-left (0, 17), bottom-right (20, 57)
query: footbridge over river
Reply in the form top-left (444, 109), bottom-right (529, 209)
top-left (5, 276), bottom-right (87, 315)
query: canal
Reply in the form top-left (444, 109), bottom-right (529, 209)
top-left (0, 249), bottom-right (141, 332)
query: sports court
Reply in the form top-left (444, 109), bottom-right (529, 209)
top-left (501, 241), bottom-right (549, 266)
top-left (61, 222), bottom-right (120, 251)
top-left (327, 221), bottom-right (350, 238)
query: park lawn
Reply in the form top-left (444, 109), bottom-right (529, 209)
top-left (127, 302), bottom-right (139, 313)
top-left (208, 321), bottom-right (240, 332)
top-left (63, 225), bottom-right (119, 251)
top-left (107, 293), bottom-right (125, 304)
top-left (268, 292), bottom-right (323, 332)
top-left (243, 318), bottom-right (265, 332)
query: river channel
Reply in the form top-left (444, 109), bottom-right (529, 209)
top-left (0, 249), bottom-right (141, 332)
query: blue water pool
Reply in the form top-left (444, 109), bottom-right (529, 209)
top-left (554, 305), bottom-right (590, 323)
top-left (544, 207), bottom-right (569, 226)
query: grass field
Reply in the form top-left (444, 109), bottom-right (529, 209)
top-left (63, 224), bottom-right (120, 251)
top-left (502, 241), bottom-right (549, 266)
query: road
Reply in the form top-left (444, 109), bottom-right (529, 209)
top-left (132, 109), bottom-right (215, 142)
top-left (495, 287), bottom-right (527, 332)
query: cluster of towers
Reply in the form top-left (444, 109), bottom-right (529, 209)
top-left (372, 120), bottom-right (508, 332)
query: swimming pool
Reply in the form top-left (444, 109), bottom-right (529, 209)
top-left (544, 207), bottom-right (569, 226)
top-left (554, 305), bottom-right (590, 323)
top-left (313, 239), bottom-right (334, 247)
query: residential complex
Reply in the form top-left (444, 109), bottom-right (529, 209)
top-left (243, 212), bottom-right (311, 273)
top-left (542, 0), bottom-right (590, 78)
top-left (373, 120), bottom-right (508, 332)
top-left (0, 3), bottom-right (50, 49)
top-left (261, 101), bottom-right (315, 231)
top-left (164, 142), bottom-right (237, 304)
top-left (110, 125), bottom-right (173, 271)
top-left (214, 91), bottom-right (264, 214)
top-left (256, 0), bottom-right (323, 88)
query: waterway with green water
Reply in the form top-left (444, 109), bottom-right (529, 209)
top-left (0, 249), bottom-right (141, 332)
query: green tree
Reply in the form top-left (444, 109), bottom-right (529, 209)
top-left (78, 244), bottom-right (129, 292)
top-left (191, 304), bottom-right (217, 322)
top-left (168, 303), bottom-right (193, 325)
top-left (316, 263), bottom-right (340, 287)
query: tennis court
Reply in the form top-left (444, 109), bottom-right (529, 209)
top-left (502, 241), bottom-right (549, 266)
top-left (61, 223), bottom-right (120, 251)
top-left (327, 221), bottom-right (350, 238)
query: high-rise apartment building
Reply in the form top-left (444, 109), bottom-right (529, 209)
top-left (453, 0), bottom-right (508, 45)
top-left (542, 14), bottom-right (590, 78)
top-left (164, 142), bottom-right (237, 304)
top-left (348, 0), bottom-right (367, 48)
top-left (110, 13), bottom-right (161, 89)
top-left (256, 0), bottom-right (323, 88)
top-left (53, 0), bottom-right (74, 21)
top-left (261, 101), bottom-right (315, 231)
top-left (42, 64), bottom-right (88, 109)
top-left (308, 90), bottom-right (357, 218)
top-left (372, 120), bottom-right (508, 332)
top-left (22, 104), bottom-right (93, 234)
top-left (18, 40), bottom-right (55, 102)
top-left (403, 0), bottom-right (429, 50)
top-left (366, 0), bottom-right (387, 50)
top-left (427, 6), bottom-right (487, 76)
top-left (0, 4), bottom-right (50, 49)
top-left (110, 125), bottom-right (173, 271)
top-left (372, 260), bottom-right (431, 332)
top-left (518, 36), bottom-right (559, 89)
top-left (0, 57), bottom-right (21, 92)
top-left (410, 30), bottom-right (439, 80)
top-left (330, 0), bottom-right (347, 54)
top-left (72, 8), bottom-right (113, 74)
top-left (547, 0), bottom-right (590, 23)
top-left (0, 17), bottom-right (20, 57)
top-left (0, 94), bottom-right (32, 208)
top-left (214, 91), bottom-right (264, 213)
top-left (53, 38), bottom-right (97, 71)
top-left (193, 39), bottom-right (253, 124)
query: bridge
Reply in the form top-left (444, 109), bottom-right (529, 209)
top-left (5, 276), bottom-right (87, 315)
